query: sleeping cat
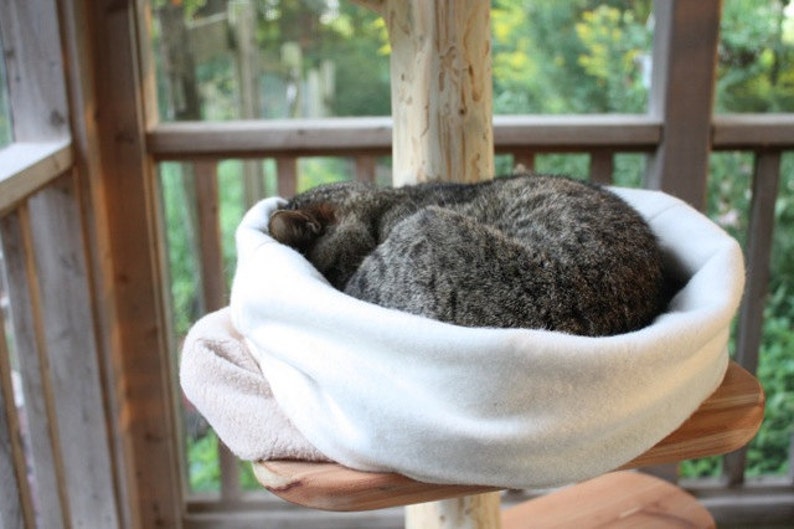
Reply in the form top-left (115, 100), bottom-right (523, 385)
top-left (267, 173), bottom-right (666, 336)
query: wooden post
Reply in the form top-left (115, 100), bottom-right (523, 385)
top-left (384, 0), bottom-right (494, 185)
top-left (406, 492), bottom-right (502, 529)
top-left (645, 0), bottom-right (721, 210)
top-left (353, 1), bottom-right (498, 527)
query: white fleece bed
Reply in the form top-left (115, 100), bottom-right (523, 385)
top-left (180, 186), bottom-right (745, 489)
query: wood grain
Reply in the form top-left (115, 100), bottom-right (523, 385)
top-left (252, 362), bottom-right (764, 512)
top-left (501, 471), bottom-right (715, 529)
top-left (386, 0), bottom-right (494, 185)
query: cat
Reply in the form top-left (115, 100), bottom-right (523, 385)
top-left (267, 173), bottom-right (666, 336)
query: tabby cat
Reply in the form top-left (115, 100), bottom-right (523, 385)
top-left (267, 173), bottom-right (666, 336)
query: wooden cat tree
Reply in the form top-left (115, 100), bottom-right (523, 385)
top-left (253, 2), bottom-right (765, 527)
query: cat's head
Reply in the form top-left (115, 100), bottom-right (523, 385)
top-left (268, 202), bottom-right (337, 254)
top-left (267, 181), bottom-right (380, 288)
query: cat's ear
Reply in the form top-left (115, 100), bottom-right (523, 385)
top-left (268, 203), bottom-right (336, 252)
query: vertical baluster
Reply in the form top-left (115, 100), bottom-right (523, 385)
top-left (356, 155), bottom-right (377, 183)
top-left (0, 207), bottom-right (69, 529)
top-left (590, 150), bottom-right (614, 185)
top-left (193, 160), bottom-right (243, 502)
top-left (276, 156), bottom-right (298, 197)
top-left (513, 151), bottom-right (536, 173)
top-left (725, 150), bottom-right (782, 486)
top-left (194, 160), bottom-right (227, 312)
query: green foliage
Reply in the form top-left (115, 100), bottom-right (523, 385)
top-left (491, 0), bottom-right (651, 114)
top-left (187, 431), bottom-right (221, 492)
top-left (717, 0), bottom-right (794, 112)
top-left (160, 163), bottom-right (202, 338)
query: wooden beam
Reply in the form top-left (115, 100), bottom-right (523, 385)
top-left (26, 173), bottom-right (122, 527)
top-left (645, 0), bottom-right (722, 209)
top-left (61, 0), bottom-right (184, 527)
top-left (0, 141), bottom-right (73, 216)
top-left (713, 114), bottom-right (794, 149)
top-left (0, 0), bottom-right (70, 141)
top-left (725, 150), bottom-right (782, 486)
top-left (386, 0), bottom-right (494, 184)
top-left (146, 115), bottom-right (661, 159)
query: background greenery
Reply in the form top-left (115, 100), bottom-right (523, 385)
top-left (150, 0), bottom-right (794, 491)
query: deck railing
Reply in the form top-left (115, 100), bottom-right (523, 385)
top-left (0, 142), bottom-right (123, 528)
top-left (148, 114), bottom-right (794, 527)
top-left (2, 0), bottom-right (794, 526)
top-left (1, 99), bottom-right (792, 529)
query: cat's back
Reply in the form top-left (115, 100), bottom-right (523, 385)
top-left (459, 174), bottom-right (655, 261)
top-left (366, 174), bottom-right (666, 335)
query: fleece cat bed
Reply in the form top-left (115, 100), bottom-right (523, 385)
top-left (180, 186), bottom-right (745, 489)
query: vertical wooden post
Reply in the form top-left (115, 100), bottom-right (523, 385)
top-left (60, 0), bottom-right (184, 527)
top-left (385, 0), bottom-right (494, 185)
top-left (645, 0), bottom-right (722, 210)
top-left (354, 1), bottom-right (499, 527)
top-left (406, 492), bottom-right (502, 529)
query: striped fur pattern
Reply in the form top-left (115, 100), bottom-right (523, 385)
top-left (267, 174), bottom-right (666, 336)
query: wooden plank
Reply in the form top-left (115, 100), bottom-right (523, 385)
top-left (589, 150), bottom-right (614, 185)
top-left (713, 114), bottom-right (794, 149)
top-left (494, 115), bottom-right (661, 150)
top-left (0, 0), bottom-right (69, 141)
top-left (623, 362), bottom-right (764, 469)
top-left (0, 208), bottom-right (69, 529)
top-left (58, 1), bottom-right (135, 522)
top-left (184, 507), bottom-right (405, 529)
top-left (355, 156), bottom-right (377, 183)
top-left (501, 471), bottom-right (714, 529)
top-left (725, 150), bottom-right (782, 486)
top-left (253, 460), bottom-right (500, 512)
top-left (0, 302), bottom-right (34, 529)
top-left (149, 118), bottom-right (393, 158)
top-left (194, 161), bottom-right (226, 312)
top-left (251, 362), bottom-right (763, 512)
top-left (0, 141), bottom-right (73, 216)
top-left (26, 174), bottom-right (121, 527)
top-left (276, 156), bottom-right (298, 197)
top-left (78, 0), bottom-right (184, 526)
top-left (645, 0), bottom-right (721, 209)
top-left (147, 115), bottom-right (662, 159)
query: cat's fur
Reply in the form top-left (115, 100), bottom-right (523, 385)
top-left (267, 174), bottom-right (666, 336)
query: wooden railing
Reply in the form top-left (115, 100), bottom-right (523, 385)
top-left (0, 142), bottom-right (123, 528)
top-left (3, 118), bottom-right (791, 529)
top-left (148, 114), bottom-right (794, 527)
